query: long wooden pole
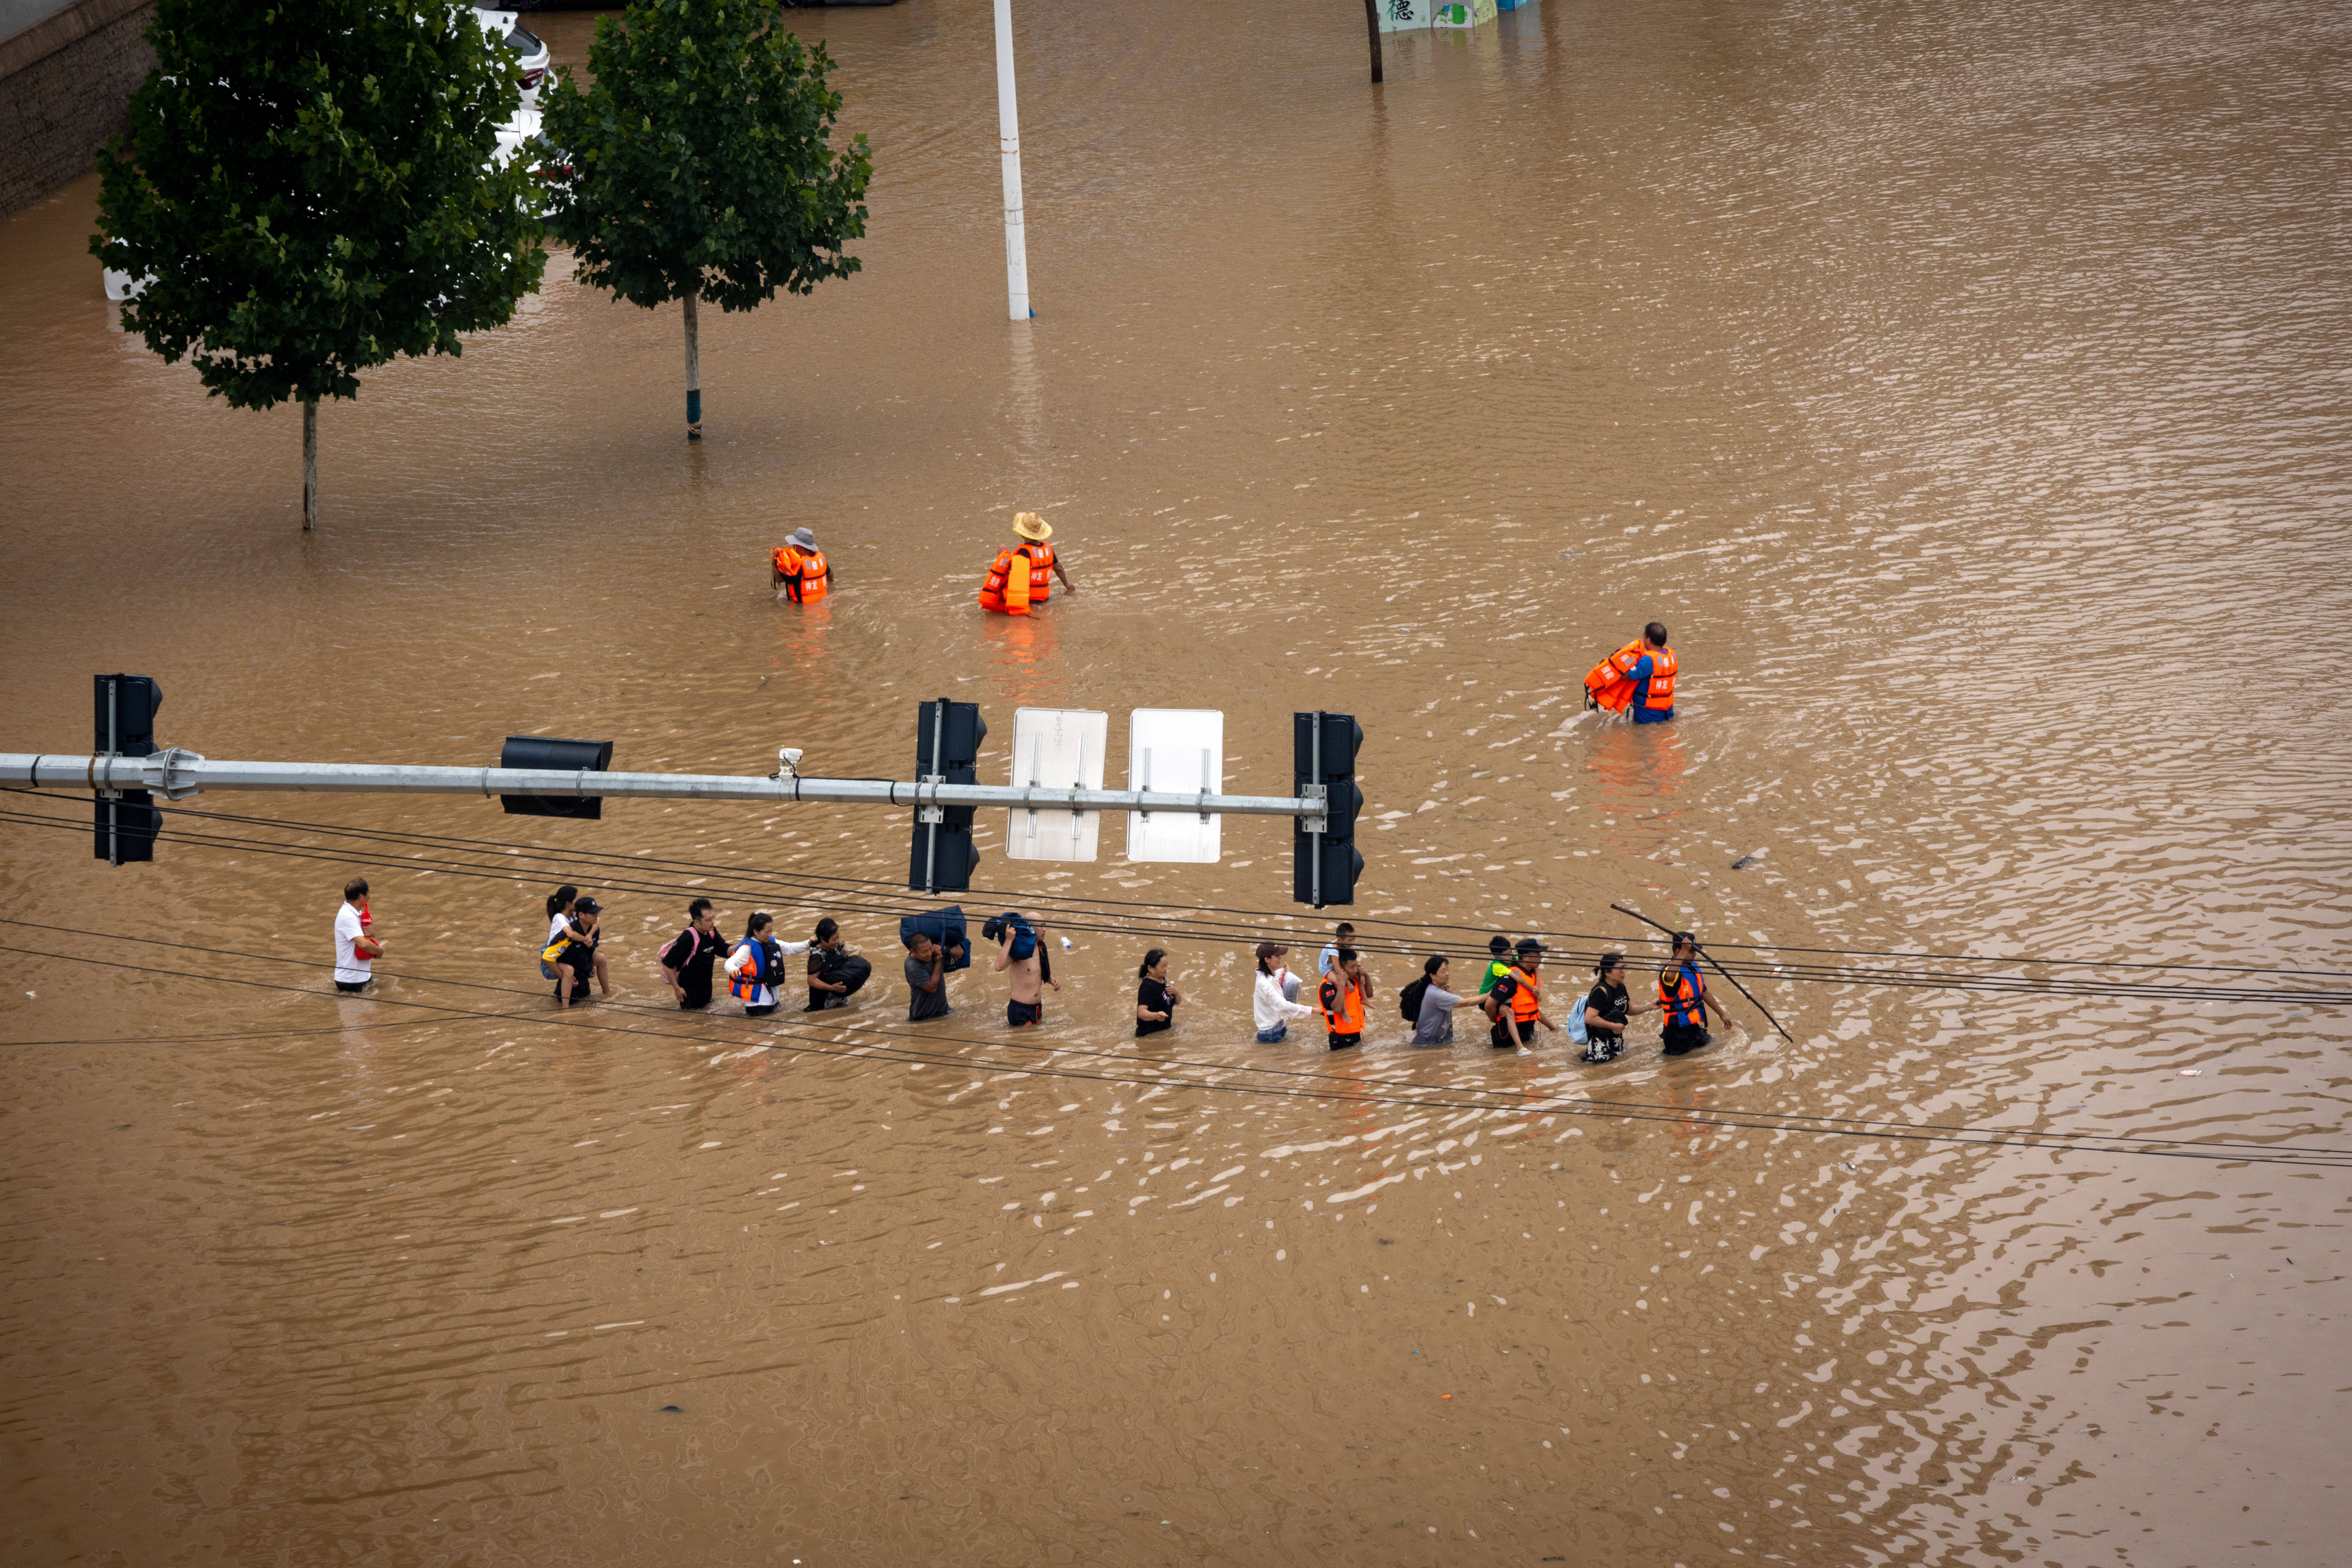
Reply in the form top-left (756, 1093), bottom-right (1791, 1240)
top-left (301, 397), bottom-right (317, 531)
top-left (1362, 0), bottom-right (1384, 83)
top-left (1610, 901), bottom-right (1795, 1042)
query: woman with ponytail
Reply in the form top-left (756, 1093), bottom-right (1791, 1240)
top-left (1135, 948), bottom-right (1179, 1037)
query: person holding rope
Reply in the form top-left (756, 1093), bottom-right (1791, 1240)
top-left (1659, 930), bottom-right (1732, 1055)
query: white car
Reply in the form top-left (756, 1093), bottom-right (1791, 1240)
top-left (477, 7), bottom-right (551, 106)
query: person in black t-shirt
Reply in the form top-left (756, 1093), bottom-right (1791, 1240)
top-left (1135, 948), bottom-right (1180, 1037)
top-left (1580, 951), bottom-right (1656, 1062)
top-left (660, 897), bottom-right (729, 1010)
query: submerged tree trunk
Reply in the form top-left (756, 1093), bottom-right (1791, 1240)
top-left (302, 397), bottom-right (318, 530)
top-left (683, 287), bottom-right (702, 441)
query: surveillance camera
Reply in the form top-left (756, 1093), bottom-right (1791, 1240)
top-left (781, 748), bottom-right (803, 767)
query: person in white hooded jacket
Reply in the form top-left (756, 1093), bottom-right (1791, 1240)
top-left (1252, 940), bottom-right (1316, 1043)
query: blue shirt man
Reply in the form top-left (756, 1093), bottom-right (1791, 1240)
top-left (1627, 624), bottom-right (1676, 723)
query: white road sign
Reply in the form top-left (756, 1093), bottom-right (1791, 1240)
top-left (1126, 708), bottom-right (1224, 863)
top-left (1003, 708), bottom-right (1108, 862)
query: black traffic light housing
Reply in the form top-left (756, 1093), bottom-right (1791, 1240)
top-left (92, 673), bottom-right (163, 863)
top-left (910, 698), bottom-right (987, 892)
top-left (499, 734), bottom-right (614, 819)
top-left (1293, 710), bottom-right (1364, 907)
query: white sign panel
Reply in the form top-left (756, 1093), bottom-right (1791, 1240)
top-left (1126, 709), bottom-right (1224, 863)
top-left (1004, 708), bottom-right (1108, 862)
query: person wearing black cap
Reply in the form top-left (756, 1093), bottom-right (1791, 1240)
top-left (1481, 938), bottom-right (1558, 1049)
top-left (1659, 931), bottom-right (1731, 1055)
top-left (547, 898), bottom-right (605, 1007)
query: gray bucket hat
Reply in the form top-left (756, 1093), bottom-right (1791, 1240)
top-left (788, 527), bottom-right (816, 550)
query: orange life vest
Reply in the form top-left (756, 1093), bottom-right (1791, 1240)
top-left (1508, 964), bottom-right (1543, 1023)
top-left (730, 937), bottom-right (774, 1003)
top-left (1320, 974), bottom-right (1365, 1036)
top-left (1659, 963), bottom-right (1705, 1028)
top-left (1585, 639), bottom-right (1676, 713)
top-left (773, 545), bottom-right (828, 604)
top-left (979, 547), bottom-right (1032, 615)
top-left (1018, 541), bottom-right (1055, 602)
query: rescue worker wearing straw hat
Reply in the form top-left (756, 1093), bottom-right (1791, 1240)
top-left (979, 512), bottom-right (1076, 615)
top-left (772, 527), bottom-right (832, 605)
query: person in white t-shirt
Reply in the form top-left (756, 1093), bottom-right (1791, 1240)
top-left (333, 877), bottom-right (381, 993)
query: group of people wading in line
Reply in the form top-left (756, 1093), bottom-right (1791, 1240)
top-left (770, 513), bottom-right (1076, 613)
top-left (1257, 923), bottom-right (1729, 1061)
top-left (330, 885), bottom-right (1729, 1060)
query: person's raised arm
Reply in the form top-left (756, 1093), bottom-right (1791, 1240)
top-left (992, 937), bottom-right (1011, 974)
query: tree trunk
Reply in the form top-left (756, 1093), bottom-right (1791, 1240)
top-left (683, 287), bottom-right (702, 441)
top-left (1364, 0), bottom-right (1383, 83)
top-left (302, 397), bottom-right (318, 530)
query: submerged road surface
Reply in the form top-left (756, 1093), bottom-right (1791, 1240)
top-left (2, 0), bottom-right (2348, 1562)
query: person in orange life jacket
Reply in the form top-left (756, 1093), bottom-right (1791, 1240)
top-left (1584, 621), bottom-right (1678, 723)
top-left (979, 512), bottom-right (1074, 614)
top-left (1481, 938), bottom-right (1558, 1049)
top-left (333, 877), bottom-right (382, 995)
top-left (1318, 948), bottom-right (1373, 1051)
top-left (1659, 930), bottom-right (1731, 1055)
top-left (772, 527), bottom-right (832, 605)
top-left (724, 911), bottom-right (814, 1018)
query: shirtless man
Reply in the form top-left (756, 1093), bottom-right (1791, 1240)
top-left (989, 910), bottom-right (1060, 1027)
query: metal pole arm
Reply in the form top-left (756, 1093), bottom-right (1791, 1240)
top-left (0, 753), bottom-right (1321, 819)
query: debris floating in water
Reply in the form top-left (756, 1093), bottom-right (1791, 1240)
top-left (1731, 850), bottom-right (1766, 870)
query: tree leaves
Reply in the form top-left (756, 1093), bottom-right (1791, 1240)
top-left (538, 0), bottom-right (872, 314)
top-left (90, 0), bottom-right (549, 412)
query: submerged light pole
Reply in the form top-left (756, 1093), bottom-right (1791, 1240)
top-left (994, 0), bottom-right (1031, 320)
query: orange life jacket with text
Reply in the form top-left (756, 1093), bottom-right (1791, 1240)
top-left (1585, 640), bottom-right (1676, 712)
top-left (979, 548), bottom-right (1032, 614)
top-left (774, 545), bottom-right (828, 604)
top-left (1508, 965), bottom-right (1543, 1023)
top-left (1320, 974), bottom-right (1365, 1036)
top-left (1018, 541), bottom-right (1055, 602)
top-left (1659, 963), bottom-right (1705, 1029)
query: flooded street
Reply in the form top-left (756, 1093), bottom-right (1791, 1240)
top-left (4, 0), bottom-right (2350, 1561)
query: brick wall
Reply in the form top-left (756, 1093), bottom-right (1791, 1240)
top-left (0, 0), bottom-right (155, 219)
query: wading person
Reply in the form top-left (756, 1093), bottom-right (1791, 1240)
top-left (1659, 931), bottom-right (1731, 1055)
top-left (1581, 952), bottom-right (1658, 1063)
top-left (1483, 938), bottom-right (1557, 1049)
top-left (333, 877), bottom-right (381, 994)
top-left (1319, 947), bottom-right (1370, 1051)
top-left (772, 527), bottom-right (831, 604)
top-left (544, 886), bottom-right (611, 997)
top-left (727, 912), bottom-right (806, 1018)
top-left (990, 909), bottom-right (1055, 1027)
top-left (659, 897), bottom-right (728, 1011)
top-left (1135, 948), bottom-right (1180, 1037)
top-left (1253, 941), bottom-right (1315, 1043)
top-left (1584, 621), bottom-right (1678, 722)
top-left (1402, 954), bottom-right (1462, 1046)
top-left (905, 929), bottom-right (962, 1021)
top-left (978, 512), bottom-right (1074, 615)
top-left (805, 918), bottom-right (872, 1011)
top-left (546, 898), bottom-right (606, 1007)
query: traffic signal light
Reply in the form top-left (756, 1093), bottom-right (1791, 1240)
top-left (92, 673), bottom-right (163, 864)
top-left (1292, 710), bottom-right (1364, 907)
top-left (910, 698), bottom-right (987, 892)
top-left (499, 735), bottom-right (614, 819)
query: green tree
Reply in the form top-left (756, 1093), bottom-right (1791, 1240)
top-left (91, 0), bottom-right (547, 530)
top-left (539, 0), bottom-right (872, 442)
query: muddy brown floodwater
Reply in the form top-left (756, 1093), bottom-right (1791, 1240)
top-left (4, 0), bottom-right (2351, 1562)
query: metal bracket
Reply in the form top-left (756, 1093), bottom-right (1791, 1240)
top-left (151, 747), bottom-right (206, 801)
top-left (1301, 781), bottom-right (1329, 836)
top-left (918, 772), bottom-right (946, 826)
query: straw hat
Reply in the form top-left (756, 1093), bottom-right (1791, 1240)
top-left (1013, 511), bottom-right (1053, 541)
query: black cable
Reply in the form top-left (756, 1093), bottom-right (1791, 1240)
top-left (13, 785), bottom-right (2347, 982)
top-left (5, 921), bottom-right (2347, 1168)
top-left (6, 804), bottom-right (2342, 1010)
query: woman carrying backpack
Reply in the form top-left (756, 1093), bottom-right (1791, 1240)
top-left (1399, 955), bottom-right (1462, 1046)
